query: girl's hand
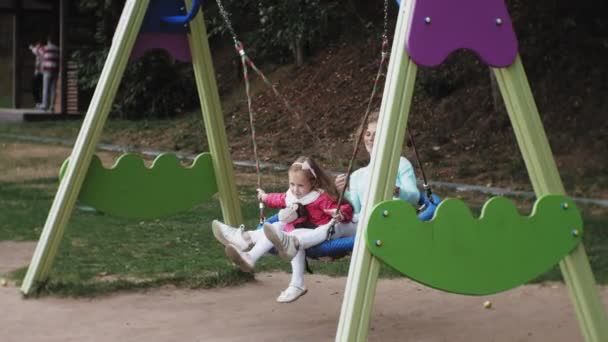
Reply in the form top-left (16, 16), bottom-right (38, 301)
top-left (335, 174), bottom-right (347, 192)
top-left (323, 209), bottom-right (344, 221)
top-left (256, 188), bottom-right (267, 202)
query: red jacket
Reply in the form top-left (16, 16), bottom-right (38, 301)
top-left (264, 191), bottom-right (353, 231)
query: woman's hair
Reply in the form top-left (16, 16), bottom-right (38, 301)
top-left (354, 110), bottom-right (380, 143)
top-left (289, 156), bottom-right (341, 201)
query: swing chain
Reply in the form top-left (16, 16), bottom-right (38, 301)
top-left (215, 0), bottom-right (239, 45)
top-left (383, 0), bottom-right (389, 42)
top-left (330, 0), bottom-right (392, 241)
top-left (327, 218), bottom-right (338, 240)
top-left (381, 0), bottom-right (390, 60)
top-left (259, 202), bottom-right (265, 225)
top-left (407, 127), bottom-right (435, 205)
top-left (216, 0), bottom-right (321, 146)
top-left (236, 40), bottom-right (266, 220)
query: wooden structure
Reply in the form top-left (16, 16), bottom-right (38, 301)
top-left (0, 0), bottom-right (77, 116)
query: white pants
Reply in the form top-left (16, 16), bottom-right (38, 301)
top-left (245, 221), bottom-right (358, 289)
top-left (288, 221), bottom-right (357, 289)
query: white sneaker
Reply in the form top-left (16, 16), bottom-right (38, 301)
top-left (263, 222), bottom-right (300, 261)
top-left (212, 220), bottom-right (251, 251)
top-left (225, 244), bottom-right (255, 273)
top-left (277, 285), bottom-right (307, 303)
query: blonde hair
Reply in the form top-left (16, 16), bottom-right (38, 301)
top-left (289, 156), bottom-right (341, 202)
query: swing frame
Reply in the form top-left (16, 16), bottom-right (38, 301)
top-left (20, 1), bottom-right (607, 342)
top-left (20, 0), bottom-right (242, 294)
top-left (336, 2), bottom-right (607, 341)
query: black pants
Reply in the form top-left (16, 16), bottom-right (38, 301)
top-left (32, 73), bottom-right (43, 104)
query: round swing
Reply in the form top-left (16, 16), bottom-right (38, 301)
top-left (203, 0), bottom-right (443, 260)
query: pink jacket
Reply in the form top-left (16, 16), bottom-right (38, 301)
top-left (264, 192), bottom-right (353, 232)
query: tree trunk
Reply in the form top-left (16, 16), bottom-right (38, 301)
top-left (293, 36), bottom-right (304, 67)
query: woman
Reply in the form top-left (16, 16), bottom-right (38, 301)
top-left (335, 110), bottom-right (420, 212)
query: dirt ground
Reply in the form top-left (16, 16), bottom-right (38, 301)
top-left (1, 241), bottom-right (607, 342)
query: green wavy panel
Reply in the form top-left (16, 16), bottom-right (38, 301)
top-left (60, 153), bottom-right (218, 219)
top-left (366, 195), bottom-right (583, 295)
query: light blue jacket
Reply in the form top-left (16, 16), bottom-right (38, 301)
top-left (347, 157), bottom-right (420, 214)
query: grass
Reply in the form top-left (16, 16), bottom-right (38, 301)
top-left (0, 171), bottom-right (365, 297)
top-left (0, 130), bottom-right (606, 297)
top-left (2, 170), bottom-right (607, 297)
top-left (0, 114), bottom-right (213, 162)
top-left (0, 96), bottom-right (11, 107)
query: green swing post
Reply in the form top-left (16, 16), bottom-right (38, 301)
top-left (21, 0), bottom-right (151, 295)
top-left (493, 59), bottom-right (608, 341)
top-left (187, 0), bottom-right (243, 225)
top-left (335, 2), bottom-right (418, 339)
top-left (338, 0), bottom-right (607, 340)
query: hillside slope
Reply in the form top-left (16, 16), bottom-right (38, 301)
top-left (214, 17), bottom-right (607, 198)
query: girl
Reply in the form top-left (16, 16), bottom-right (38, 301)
top-left (264, 110), bottom-right (421, 284)
top-left (212, 156), bottom-right (354, 303)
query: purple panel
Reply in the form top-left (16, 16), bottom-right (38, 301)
top-left (406, 0), bottom-right (518, 67)
top-left (131, 33), bottom-right (191, 62)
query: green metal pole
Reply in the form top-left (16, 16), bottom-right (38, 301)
top-left (335, 1), bottom-right (418, 340)
top-left (493, 59), bottom-right (608, 342)
top-left (187, 1), bottom-right (243, 226)
top-left (21, 0), bottom-right (150, 295)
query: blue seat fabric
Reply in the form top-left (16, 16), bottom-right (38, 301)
top-left (259, 191), bottom-right (441, 259)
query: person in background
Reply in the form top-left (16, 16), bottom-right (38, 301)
top-left (32, 34), bottom-right (60, 111)
top-left (28, 40), bottom-right (44, 105)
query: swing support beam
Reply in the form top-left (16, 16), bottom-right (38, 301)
top-left (335, 1), bottom-right (418, 338)
top-left (20, 0), bottom-right (151, 294)
top-left (188, 0), bottom-right (243, 226)
top-left (337, 2), bottom-right (607, 342)
top-left (493, 59), bottom-right (608, 341)
top-left (21, 0), bottom-right (242, 295)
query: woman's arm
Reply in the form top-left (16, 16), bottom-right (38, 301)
top-left (396, 157), bottom-right (420, 205)
top-left (347, 190), bottom-right (362, 214)
top-left (336, 172), bottom-right (362, 214)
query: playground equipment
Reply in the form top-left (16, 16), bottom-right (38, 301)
top-left (337, 0), bottom-right (608, 341)
top-left (58, 153), bottom-right (217, 219)
top-left (21, 0), bottom-right (243, 294)
top-left (20, 0), bottom-right (607, 341)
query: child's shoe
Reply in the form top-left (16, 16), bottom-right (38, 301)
top-left (225, 244), bottom-right (255, 273)
top-left (263, 222), bottom-right (299, 261)
top-left (276, 285), bottom-right (307, 303)
top-left (212, 220), bottom-right (251, 251)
